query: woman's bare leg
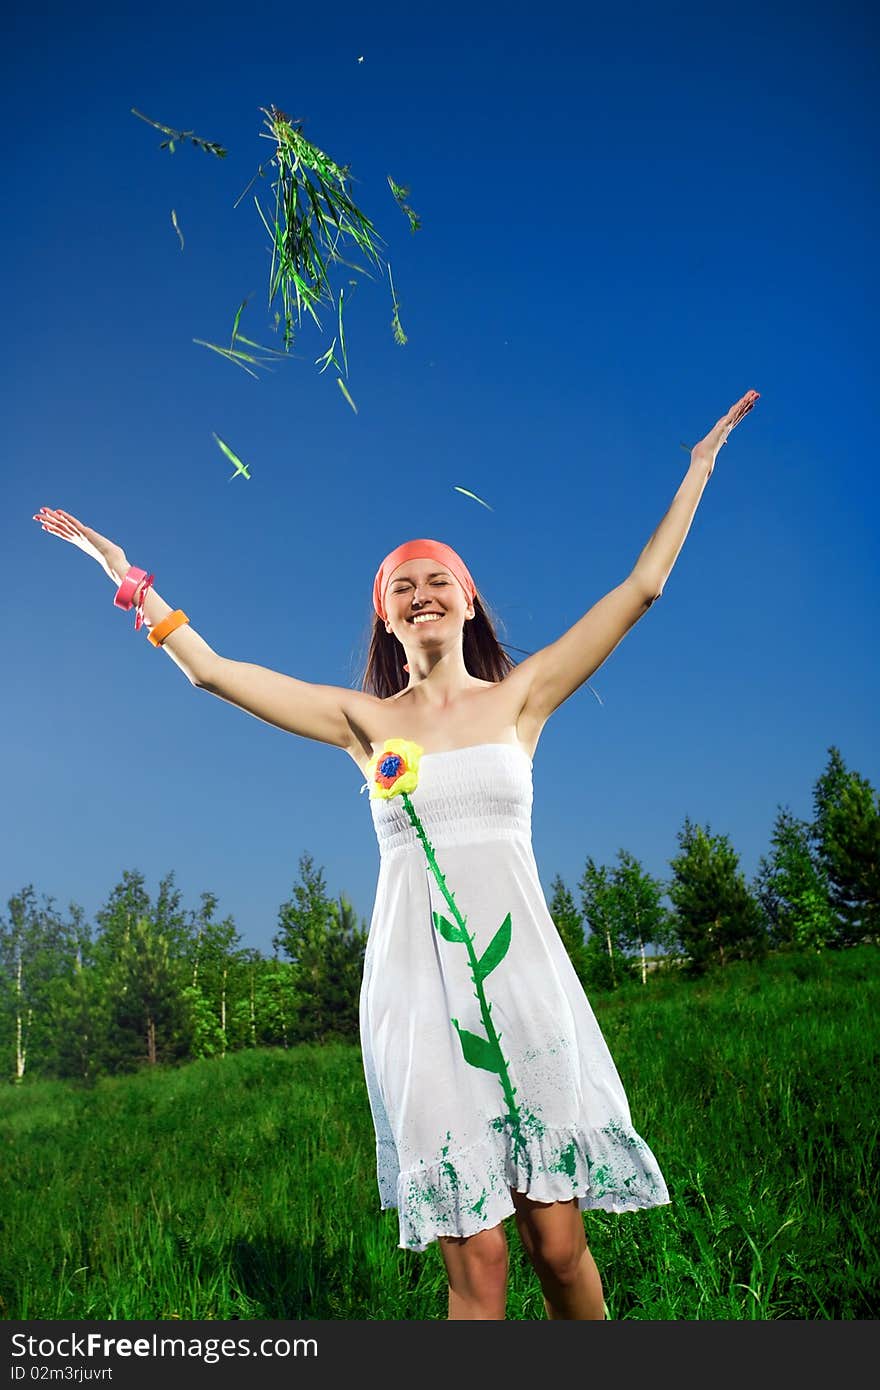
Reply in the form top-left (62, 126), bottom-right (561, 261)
top-left (437, 1222), bottom-right (509, 1319)
top-left (510, 1189), bottom-right (605, 1319)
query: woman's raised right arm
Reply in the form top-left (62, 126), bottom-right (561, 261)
top-left (34, 506), bottom-right (361, 752)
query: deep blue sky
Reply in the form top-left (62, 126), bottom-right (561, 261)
top-left (4, 0), bottom-right (877, 958)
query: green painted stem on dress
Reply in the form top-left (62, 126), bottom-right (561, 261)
top-left (401, 791), bottom-right (526, 1159)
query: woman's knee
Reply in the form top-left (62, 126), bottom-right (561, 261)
top-left (533, 1230), bottom-right (588, 1285)
top-left (439, 1223), bottom-right (509, 1292)
top-left (512, 1195), bottom-right (587, 1284)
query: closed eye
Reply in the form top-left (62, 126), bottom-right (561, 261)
top-left (392, 580), bottom-right (449, 592)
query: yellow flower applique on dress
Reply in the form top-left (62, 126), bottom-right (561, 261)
top-left (360, 738), bottom-right (424, 798)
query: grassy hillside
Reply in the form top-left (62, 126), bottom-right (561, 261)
top-left (1, 947), bottom-right (876, 1319)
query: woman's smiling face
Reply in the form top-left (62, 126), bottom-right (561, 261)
top-left (384, 559), bottom-right (473, 646)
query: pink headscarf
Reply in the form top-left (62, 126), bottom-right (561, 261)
top-left (372, 538), bottom-right (477, 621)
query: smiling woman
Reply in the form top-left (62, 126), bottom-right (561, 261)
top-left (344, 533), bottom-right (672, 1319)
top-left (33, 389), bottom-right (758, 1321)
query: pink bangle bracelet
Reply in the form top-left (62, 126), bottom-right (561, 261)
top-left (114, 565), bottom-right (155, 630)
top-left (114, 566), bottom-right (147, 611)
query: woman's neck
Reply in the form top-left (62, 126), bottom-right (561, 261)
top-left (399, 655), bottom-right (486, 708)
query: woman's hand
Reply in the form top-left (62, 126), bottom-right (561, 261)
top-left (691, 389), bottom-right (760, 474)
top-left (33, 506), bottom-right (131, 585)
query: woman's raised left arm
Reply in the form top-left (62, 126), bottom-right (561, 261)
top-left (515, 389), bottom-right (760, 724)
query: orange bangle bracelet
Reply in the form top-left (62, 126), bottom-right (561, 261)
top-left (148, 610), bottom-right (190, 648)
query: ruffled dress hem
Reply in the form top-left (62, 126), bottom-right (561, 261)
top-left (375, 1117), bottom-right (672, 1253)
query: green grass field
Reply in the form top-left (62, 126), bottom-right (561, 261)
top-left (1, 947), bottom-right (877, 1320)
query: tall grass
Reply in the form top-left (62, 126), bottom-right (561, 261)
top-left (1, 948), bottom-right (876, 1320)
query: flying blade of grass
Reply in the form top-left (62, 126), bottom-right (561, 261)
top-left (388, 262), bottom-right (407, 346)
top-left (221, 345), bottom-right (267, 368)
top-left (233, 161), bottom-right (269, 210)
top-left (212, 432), bottom-right (252, 479)
top-left (230, 296), bottom-right (251, 346)
top-left (322, 201), bottom-right (375, 257)
top-left (342, 204), bottom-right (387, 260)
top-left (323, 218), bottom-right (347, 267)
top-left (290, 270), bottom-right (325, 329)
top-left (251, 190), bottom-right (283, 307)
top-left (304, 179), bottom-right (332, 242)
top-left (339, 217), bottom-right (385, 268)
top-left (287, 269), bottom-right (315, 326)
top-left (251, 194), bottom-right (279, 246)
top-left (234, 334), bottom-right (291, 360)
top-left (300, 236), bottom-right (333, 307)
top-left (268, 253), bottom-right (287, 314)
top-left (321, 188), bottom-right (371, 242)
top-left (194, 334), bottom-right (290, 378)
top-left (132, 108), bottom-right (178, 138)
top-left (315, 338), bottom-right (341, 375)
top-left (196, 338), bottom-right (262, 367)
top-left (320, 185), bottom-right (344, 231)
top-left (253, 194), bottom-right (282, 295)
top-left (131, 107), bottom-right (227, 158)
top-left (337, 287), bottom-right (348, 378)
top-left (387, 175), bottom-right (421, 233)
top-left (171, 209), bottom-right (184, 250)
top-left (453, 486), bottom-right (494, 512)
top-left (336, 378), bottom-right (358, 414)
top-left (269, 181), bottom-right (285, 307)
top-left (327, 249), bottom-right (375, 280)
top-left (285, 171), bottom-right (302, 229)
top-left (194, 340), bottom-right (261, 379)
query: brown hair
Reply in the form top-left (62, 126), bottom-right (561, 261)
top-left (357, 589), bottom-right (520, 699)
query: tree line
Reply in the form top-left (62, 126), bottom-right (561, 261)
top-left (1, 745), bottom-right (876, 1084)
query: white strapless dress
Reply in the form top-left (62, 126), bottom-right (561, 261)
top-left (359, 741), bottom-right (671, 1251)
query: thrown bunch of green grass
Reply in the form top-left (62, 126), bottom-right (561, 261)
top-left (232, 105), bottom-right (415, 412)
top-left (134, 102), bottom-right (419, 418)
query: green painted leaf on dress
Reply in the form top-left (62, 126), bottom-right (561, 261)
top-left (433, 911), bottom-right (465, 944)
top-left (451, 1020), bottom-right (501, 1074)
top-left (476, 912), bottom-right (511, 981)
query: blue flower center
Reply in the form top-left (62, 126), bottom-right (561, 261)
top-left (379, 754), bottom-right (403, 778)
